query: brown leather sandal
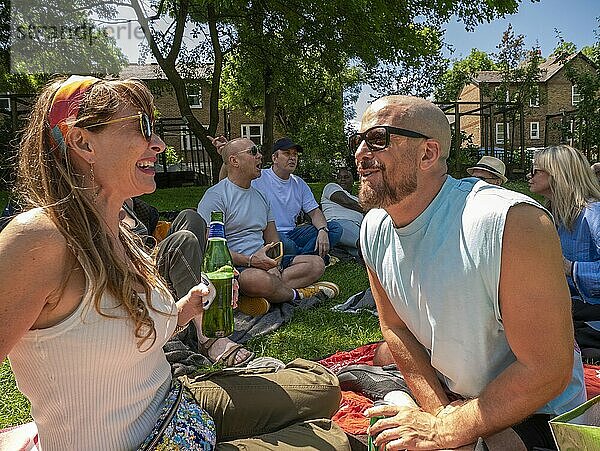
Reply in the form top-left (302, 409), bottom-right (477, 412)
top-left (199, 338), bottom-right (255, 368)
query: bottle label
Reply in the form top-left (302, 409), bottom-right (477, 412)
top-left (208, 221), bottom-right (225, 239)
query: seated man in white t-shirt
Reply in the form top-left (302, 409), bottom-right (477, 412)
top-left (197, 138), bottom-right (339, 317)
top-left (252, 137), bottom-right (343, 261)
top-left (321, 167), bottom-right (365, 257)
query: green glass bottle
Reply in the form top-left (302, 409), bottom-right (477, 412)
top-left (201, 211), bottom-right (234, 338)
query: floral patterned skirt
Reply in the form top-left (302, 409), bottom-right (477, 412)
top-left (138, 380), bottom-right (216, 450)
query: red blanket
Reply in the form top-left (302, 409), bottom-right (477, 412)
top-left (321, 342), bottom-right (600, 435)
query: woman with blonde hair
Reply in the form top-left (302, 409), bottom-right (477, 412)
top-left (0, 75), bottom-right (348, 450)
top-left (529, 144), bottom-right (600, 354)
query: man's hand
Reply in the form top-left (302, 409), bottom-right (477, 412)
top-left (249, 244), bottom-right (279, 270)
top-left (208, 135), bottom-right (228, 155)
top-left (315, 229), bottom-right (330, 256)
top-left (366, 404), bottom-right (444, 451)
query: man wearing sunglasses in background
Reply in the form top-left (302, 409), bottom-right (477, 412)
top-left (197, 138), bottom-right (339, 318)
top-left (252, 137), bottom-right (343, 264)
top-left (356, 95), bottom-right (585, 450)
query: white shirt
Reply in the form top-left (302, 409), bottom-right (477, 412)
top-left (252, 168), bottom-right (318, 233)
top-left (321, 182), bottom-right (363, 226)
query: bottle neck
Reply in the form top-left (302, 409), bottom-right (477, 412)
top-left (208, 221), bottom-right (226, 239)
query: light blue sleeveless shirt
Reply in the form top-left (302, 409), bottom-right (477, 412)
top-left (361, 176), bottom-right (585, 415)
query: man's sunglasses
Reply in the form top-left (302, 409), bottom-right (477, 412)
top-left (348, 125), bottom-right (429, 152)
top-left (84, 112), bottom-right (153, 141)
top-left (233, 145), bottom-right (261, 156)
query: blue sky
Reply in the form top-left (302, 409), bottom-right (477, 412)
top-left (352, 0), bottom-right (600, 122)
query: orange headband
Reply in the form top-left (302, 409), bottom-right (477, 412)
top-left (48, 75), bottom-right (100, 154)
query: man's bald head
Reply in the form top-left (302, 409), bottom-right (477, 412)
top-left (221, 138), bottom-right (255, 164)
top-left (362, 96), bottom-right (452, 159)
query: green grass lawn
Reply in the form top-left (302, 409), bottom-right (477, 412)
top-left (0, 180), bottom-right (538, 428)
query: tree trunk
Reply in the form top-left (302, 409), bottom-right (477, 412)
top-left (263, 67), bottom-right (275, 162)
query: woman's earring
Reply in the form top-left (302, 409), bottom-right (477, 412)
top-left (89, 162), bottom-right (98, 203)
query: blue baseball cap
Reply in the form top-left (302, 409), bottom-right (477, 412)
top-left (272, 137), bottom-right (303, 155)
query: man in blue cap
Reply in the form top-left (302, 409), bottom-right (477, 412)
top-left (252, 137), bottom-right (342, 261)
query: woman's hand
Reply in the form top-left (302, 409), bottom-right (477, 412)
top-left (176, 279), bottom-right (214, 326)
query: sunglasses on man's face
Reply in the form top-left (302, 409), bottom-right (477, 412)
top-left (84, 112), bottom-right (153, 141)
top-left (348, 125), bottom-right (430, 153)
top-left (233, 145), bottom-right (261, 157)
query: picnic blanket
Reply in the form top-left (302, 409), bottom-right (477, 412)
top-left (165, 295), bottom-right (325, 377)
top-left (331, 289), bottom-right (377, 316)
top-left (320, 342), bottom-right (600, 436)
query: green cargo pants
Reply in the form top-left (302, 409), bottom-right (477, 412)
top-left (180, 358), bottom-right (351, 450)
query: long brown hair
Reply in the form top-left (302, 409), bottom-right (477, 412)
top-left (16, 77), bottom-right (171, 350)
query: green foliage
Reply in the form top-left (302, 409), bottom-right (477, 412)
top-left (163, 146), bottom-right (183, 166)
top-left (493, 24), bottom-right (543, 108)
top-left (556, 22), bottom-right (600, 154)
top-left (447, 130), bottom-right (480, 178)
top-left (5, 0), bottom-right (127, 76)
top-left (435, 49), bottom-right (497, 101)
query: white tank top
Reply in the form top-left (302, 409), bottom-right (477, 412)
top-left (8, 277), bottom-right (177, 450)
top-left (361, 176), bottom-right (586, 415)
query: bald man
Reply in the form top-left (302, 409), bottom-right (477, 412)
top-left (354, 96), bottom-right (585, 450)
top-left (197, 138), bottom-right (339, 316)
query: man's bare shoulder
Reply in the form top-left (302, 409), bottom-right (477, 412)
top-left (505, 202), bottom-right (554, 235)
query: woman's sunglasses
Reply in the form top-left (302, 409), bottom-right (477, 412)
top-left (348, 125), bottom-right (429, 152)
top-left (83, 112), bottom-right (153, 141)
top-left (529, 166), bottom-right (546, 177)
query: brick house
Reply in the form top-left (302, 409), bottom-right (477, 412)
top-left (119, 63), bottom-right (266, 185)
top-left (457, 52), bottom-right (598, 164)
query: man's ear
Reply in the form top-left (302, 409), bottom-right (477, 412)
top-left (420, 139), bottom-right (441, 171)
top-left (228, 154), bottom-right (239, 168)
top-left (66, 127), bottom-right (95, 163)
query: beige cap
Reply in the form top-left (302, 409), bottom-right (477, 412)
top-left (467, 156), bottom-right (507, 183)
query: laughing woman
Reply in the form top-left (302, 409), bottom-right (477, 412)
top-left (0, 76), bottom-right (348, 450)
top-left (529, 145), bottom-right (600, 356)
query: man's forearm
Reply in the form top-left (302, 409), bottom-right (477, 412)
top-left (436, 358), bottom-right (571, 447)
top-left (384, 327), bottom-right (449, 414)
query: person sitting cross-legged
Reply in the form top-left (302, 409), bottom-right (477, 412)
top-left (252, 137), bottom-right (343, 262)
top-left (197, 138), bottom-right (339, 316)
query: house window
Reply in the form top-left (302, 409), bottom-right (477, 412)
top-left (530, 122), bottom-right (540, 140)
top-left (496, 123), bottom-right (510, 144)
top-left (187, 86), bottom-right (202, 108)
top-left (572, 85), bottom-right (581, 105)
top-left (530, 86), bottom-right (539, 107)
top-left (0, 97), bottom-right (10, 111)
top-left (241, 124), bottom-right (263, 145)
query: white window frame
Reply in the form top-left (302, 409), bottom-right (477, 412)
top-left (241, 124), bottom-right (263, 145)
top-left (496, 122), bottom-right (510, 144)
top-left (187, 85), bottom-right (202, 108)
top-left (530, 122), bottom-right (540, 140)
top-left (0, 97), bottom-right (10, 111)
top-left (572, 85), bottom-right (581, 105)
top-left (529, 86), bottom-right (539, 107)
